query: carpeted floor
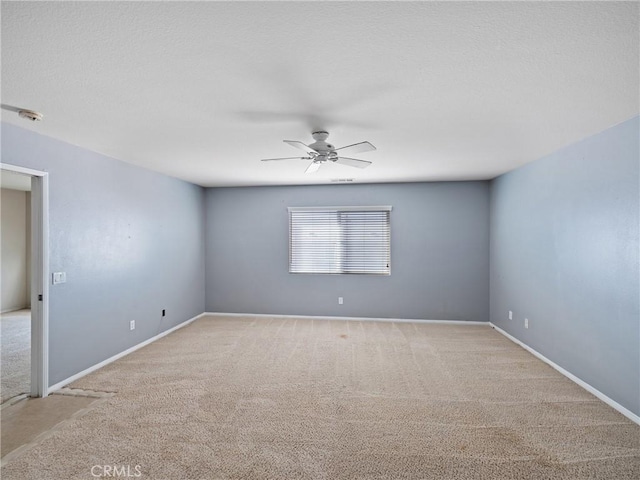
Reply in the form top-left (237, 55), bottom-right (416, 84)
top-left (1, 315), bottom-right (638, 479)
top-left (1, 309), bottom-right (31, 403)
top-left (1, 392), bottom-right (103, 463)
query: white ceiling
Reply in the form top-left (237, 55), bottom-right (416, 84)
top-left (2, 1), bottom-right (638, 187)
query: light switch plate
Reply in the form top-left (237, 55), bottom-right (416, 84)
top-left (52, 272), bottom-right (66, 284)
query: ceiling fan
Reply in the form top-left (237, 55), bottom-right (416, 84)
top-left (1, 104), bottom-right (43, 121)
top-left (261, 131), bottom-right (376, 173)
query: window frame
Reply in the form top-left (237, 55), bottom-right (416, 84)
top-left (288, 205), bottom-right (392, 276)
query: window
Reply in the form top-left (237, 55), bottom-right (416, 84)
top-left (288, 206), bottom-right (391, 275)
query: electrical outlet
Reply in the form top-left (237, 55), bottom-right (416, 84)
top-left (508, 310), bottom-right (513, 320)
top-left (338, 297), bottom-right (344, 305)
top-left (130, 320), bottom-right (135, 331)
top-left (524, 318), bottom-right (529, 329)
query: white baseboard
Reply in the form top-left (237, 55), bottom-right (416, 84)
top-left (490, 322), bottom-right (640, 426)
top-left (47, 313), bottom-right (208, 394)
top-left (205, 312), bottom-right (488, 326)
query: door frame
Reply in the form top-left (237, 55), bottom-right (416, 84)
top-left (1, 163), bottom-right (49, 397)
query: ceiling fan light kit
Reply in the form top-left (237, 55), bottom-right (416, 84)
top-left (18, 109), bottom-right (43, 122)
top-left (261, 131), bottom-right (376, 173)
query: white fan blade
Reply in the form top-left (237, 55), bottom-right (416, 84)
top-left (305, 162), bottom-right (321, 173)
top-left (261, 157), bottom-right (310, 162)
top-left (335, 157), bottom-right (372, 169)
top-left (334, 141), bottom-right (376, 155)
top-left (284, 140), bottom-right (318, 155)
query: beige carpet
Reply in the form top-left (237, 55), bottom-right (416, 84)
top-left (1, 309), bottom-right (31, 403)
top-left (1, 315), bottom-right (638, 479)
top-left (1, 392), bottom-right (102, 463)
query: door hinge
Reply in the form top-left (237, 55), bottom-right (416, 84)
top-left (38, 294), bottom-right (43, 301)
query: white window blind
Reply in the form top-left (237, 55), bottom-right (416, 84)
top-left (288, 206), bottom-right (391, 275)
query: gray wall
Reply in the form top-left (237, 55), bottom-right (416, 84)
top-left (490, 115), bottom-right (639, 416)
top-left (205, 182), bottom-right (490, 321)
top-left (1, 188), bottom-right (30, 312)
top-left (1, 122), bottom-right (206, 386)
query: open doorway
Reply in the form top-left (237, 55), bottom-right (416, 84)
top-left (1, 172), bottom-right (32, 402)
top-left (0, 164), bottom-right (49, 401)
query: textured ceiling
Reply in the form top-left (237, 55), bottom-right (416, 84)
top-left (2, 1), bottom-right (638, 187)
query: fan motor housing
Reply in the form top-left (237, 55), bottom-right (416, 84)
top-left (309, 141), bottom-right (334, 152)
top-left (309, 131), bottom-right (334, 152)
